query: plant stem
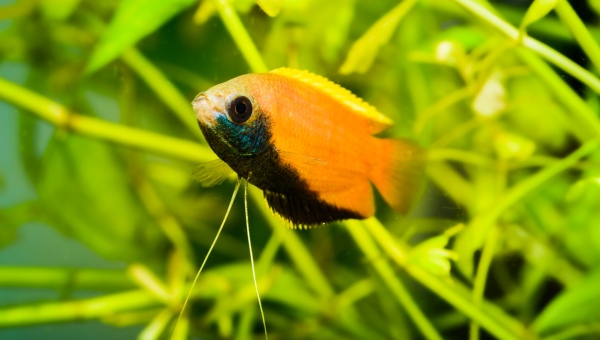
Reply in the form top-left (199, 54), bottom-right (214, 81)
top-left (136, 179), bottom-right (196, 270)
top-left (451, 0), bottom-right (600, 96)
top-left (407, 265), bottom-right (525, 340)
top-left (543, 324), bottom-right (600, 340)
top-left (426, 161), bottom-right (473, 206)
top-left (0, 289), bottom-right (161, 327)
top-left (0, 267), bottom-right (133, 290)
top-left (121, 48), bottom-right (205, 141)
top-left (346, 220), bottom-right (443, 340)
top-left (363, 218), bottom-right (528, 340)
top-left (212, 0), bottom-right (269, 73)
top-left (516, 49), bottom-right (600, 139)
top-left (428, 148), bottom-right (493, 167)
top-left (0, 77), bottom-right (213, 163)
top-left (554, 1), bottom-right (600, 73)
top-left (128, 265), bottom-right (171, 303)
top-left (473, 139), bottom-right (600, 238)
top-left (470, 226), bottom-right (500, 340)
top-left (138, 309), bottom-right (174, 340)
top-left (456, 139), bottom-right (600, 278)
top-left (414, 87), bottom-right (472, 136)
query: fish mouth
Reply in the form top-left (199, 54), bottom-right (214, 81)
top-left (192, 93), bottom-right (207, 111)
top-left (192, 93), bottom-right (216, 126)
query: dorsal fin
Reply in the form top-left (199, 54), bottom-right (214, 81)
top-left (269, 68), bottom-right (394, 128)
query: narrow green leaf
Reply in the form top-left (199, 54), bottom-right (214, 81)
top-left (534, 269), bottom-right (600, 333)
top-left (256, 0), bottom-right (282, 17)
top-left (339, 0), bottom-right (417, 74)
top-left (39, 0), bottom-right (81, 21)
top-left (555, 1), bottom-right (600, 76)
top-left (85, 0), bottom-right (196, 74)
top-left (519, 0), bottom-right (563, 36)
top-left (193, 0), bottom-right (256, 24)
top-left (212, 0), bottom-right (269, 73)
top-left (591, 0), bottom-right (600, 16)
top-left (407, 224), bottom-right (461, 278)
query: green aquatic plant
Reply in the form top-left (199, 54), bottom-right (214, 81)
top-left (1, 0), bottom-right (600, 339)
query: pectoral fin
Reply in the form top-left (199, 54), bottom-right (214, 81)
top-left (192, 159), bottom-right (234, 187)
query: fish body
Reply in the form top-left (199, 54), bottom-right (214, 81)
top-left (193, 68), bottom-right (425, 227)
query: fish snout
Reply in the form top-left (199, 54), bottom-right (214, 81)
top-left (192, 93), bottom-right (215, 125)
top-left (192, 93), bottom-right (207, 110)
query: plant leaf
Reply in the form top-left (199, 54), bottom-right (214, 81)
top-left (256, 0), bottom-right (282, 17)
top-left (591, 0), bottom-right (600, 16)
top-left (533, 268), bottom-right (600, 333)
top-left (85, 0), bottom-right (196, 74)
top-left (519, 0), bottom-right (562, 36)
top-left (339, 0), bottom-right (416, 74)
top-left (37, 134), bottom-right (164, 262)
top-left (39, 0), bottom-right (81, 21)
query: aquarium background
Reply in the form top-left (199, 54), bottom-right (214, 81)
top-left (1, 0), bottom-right (600, 339)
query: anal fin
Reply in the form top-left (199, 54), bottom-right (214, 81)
top-left (264, 190), bottom-right (365, 228)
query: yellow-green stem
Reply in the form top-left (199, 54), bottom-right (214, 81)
top-left (364, 218), bottom-right (526, 340)
top-left (451, 0), bottom-right (600, 96)
top-left (554, 1), bottom-right (600, 73)
top-left (0, 77), bottom-right (213, 163)
top-left (346, 220), bottom-right (443, 340)
top-left (212, 0), bottom-right (269, 73)
top-left (470, 226), bottom-right (500, 340)
top-left (121, 48), bottom-right (205, 141)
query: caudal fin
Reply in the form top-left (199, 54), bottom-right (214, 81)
top-left (370, 138), bottom-right (426, 214)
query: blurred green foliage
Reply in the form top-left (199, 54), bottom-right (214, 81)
top-left (1, 0), bottom-right (600, 339)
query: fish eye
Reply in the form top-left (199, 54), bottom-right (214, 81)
top-left (226, 95), bottom-right (253, 123)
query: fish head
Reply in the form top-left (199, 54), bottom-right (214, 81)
top-left (192, 75), bottom-right (271, 160)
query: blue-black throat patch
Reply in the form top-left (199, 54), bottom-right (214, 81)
top-left (214, 114), bottom-right (269, 156)
top-left (197, 115), bottom-right (364, 226)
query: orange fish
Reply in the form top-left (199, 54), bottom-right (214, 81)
top-left (192, 68), bottom-right (425, 227)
